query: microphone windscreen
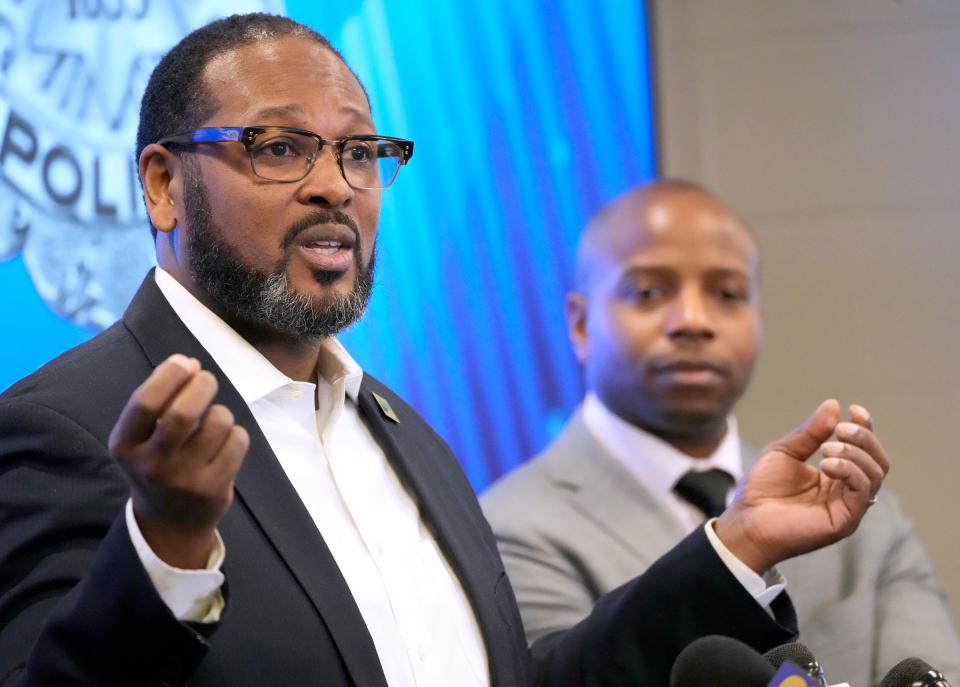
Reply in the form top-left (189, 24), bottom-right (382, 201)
top-left (670, 635), bottom-right (776, 687)
top-left (764, 642), bottom-right (818, 670)
top-left (880, 657), bottom-right (949, 687)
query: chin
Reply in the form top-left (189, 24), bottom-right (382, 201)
top-left (311, 268), bottom-right (351, 287)
top-left (660, 400), bottom-right (732, 428)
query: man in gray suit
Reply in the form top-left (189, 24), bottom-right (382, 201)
top-left (481, 180), bottom-right (960, 686)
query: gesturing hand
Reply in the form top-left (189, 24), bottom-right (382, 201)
top-left (108, 354), bottom-right (250, 569)
top-left (715, 399), bottom-right (890, 573)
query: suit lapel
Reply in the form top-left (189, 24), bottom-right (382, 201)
top-left (546, 411), bottom-right (688, 567)
top-left (122, 273), bottom-right (388, 687)
top-left (356, 379), bottom-right (511, 680)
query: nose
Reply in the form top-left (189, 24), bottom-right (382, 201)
top-left (295, 147), bottom-right (355, 208)
top-left (665, 285), bottom-right (715, 341)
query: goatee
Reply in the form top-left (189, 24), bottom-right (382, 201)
top-left (182, 162), bottom-right (375, 339)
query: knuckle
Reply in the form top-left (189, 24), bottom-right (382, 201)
top-left (221, 428), bottom-right (250, 463)
top-left (196, 370), bottom-right (220, 395)
top-left (163, 407), bottom-right (195, 432)
top-left (141, 460), bottom-right (165, 483)
top-left (130, 388), bottom-right (163, 415)
top-left (205, 405), bottom-right (235, 431)
top-left (232, 425), bottom-right (250, 445)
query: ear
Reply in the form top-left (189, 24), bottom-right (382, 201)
top-left (756, 295), bottom-right (765, 348)
top-left (565, 291), bottom-right (590, 364)
top-left (139, 143), bottom-right (182, 234)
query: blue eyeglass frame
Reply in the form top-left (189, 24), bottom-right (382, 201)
top-left (155, 125), bottom-right (415, 187)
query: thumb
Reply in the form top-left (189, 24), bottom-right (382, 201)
top-left (765, 399), bottom-right (840, 462)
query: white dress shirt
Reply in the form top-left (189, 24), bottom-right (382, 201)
top-left (127, 267), bottom-right (489, 687)
top-left (581, 392), bottom-right (785, 606)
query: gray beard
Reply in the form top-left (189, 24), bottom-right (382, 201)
top-left (182, 163), bottom-right (375, 339)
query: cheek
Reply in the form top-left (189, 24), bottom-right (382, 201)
top-left (591, 306), bottom-right (663, 364)
top-left (355, 194), bottom-right (381, 261)
top-left (728, 319), bottom-right (762, 370)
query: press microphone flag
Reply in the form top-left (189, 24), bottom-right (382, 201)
top-left (768, 660), bottom-right (822, 687)
top-left (764, 642), bottom-right (827, 687)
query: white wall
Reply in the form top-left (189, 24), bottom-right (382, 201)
top-left (652, 0), bottom-right (960, 623)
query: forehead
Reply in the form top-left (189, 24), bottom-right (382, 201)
top-left (599, 189), bottom-right (758, 276)
top-left (200, 36), bottom-right (372, 132)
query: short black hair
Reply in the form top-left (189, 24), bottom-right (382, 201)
top-left (136, 13), bottom-right (369, 237)
top-left (136, 13), bottom-right (362, 161)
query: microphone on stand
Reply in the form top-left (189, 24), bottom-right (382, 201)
top-left (669, 635), bottom-right (775, 687)
top-left (880, 658), bottom-right (951, 687)
top-left (764, 642), bottom-right (828, 687)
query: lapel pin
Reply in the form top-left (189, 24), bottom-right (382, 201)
top-left (372, 392), bottom-right (400, 423)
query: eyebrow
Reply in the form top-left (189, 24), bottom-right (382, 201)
top-left (620, 265), bottom-right (751, 280)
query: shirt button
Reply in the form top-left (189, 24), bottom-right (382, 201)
top-left (290, 389), bottom-right (302, 399)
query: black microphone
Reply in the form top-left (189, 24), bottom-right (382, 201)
top-left (880, 658), bottom-right (951, 687)
top-left (764, 642), bottom-right (828, 687)
top-left (670, 635), bottom-right (776, 687)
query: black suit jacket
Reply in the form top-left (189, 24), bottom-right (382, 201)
top-left (0, 273), bottom-right (797, 686)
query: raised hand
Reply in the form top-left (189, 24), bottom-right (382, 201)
top-left (108, 354), bottom-right (250, 569)
top-left (715, 399), bottom-right (890, 573)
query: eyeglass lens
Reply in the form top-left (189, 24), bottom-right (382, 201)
top-left (249, 131), bottom-right (404, 188)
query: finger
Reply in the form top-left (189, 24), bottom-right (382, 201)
top-left (820, 456), bottom-right (871, 496)
top-left (765, 399), bottom-right (840, 462)
top-left (195, 425), bottom-right (249, 508)
top-left (835, 421), bottom-right (891, 477)
top-left (822, 440), bottom-right (885, 495)
top-left (179, 403), bottom-right (237, 465)
top-left (848, 404), bottom-right (874, 432)
top-left (151, 370), bottom-right (220, 453)
top-left (110, 354), bottom-right (200, 451)
top-left (206, 425), bottom-right (250, 483)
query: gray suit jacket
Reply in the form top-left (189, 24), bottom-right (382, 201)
top-left (481, 408), bottom-right (960, 687)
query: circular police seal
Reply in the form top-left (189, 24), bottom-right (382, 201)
top-left (0, 0), bottom-right (283, 328)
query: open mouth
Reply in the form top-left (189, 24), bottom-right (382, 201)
top-left (305, 240), bottom-right (348, 256)
top-left (295, 226), bottom-right (357, 273)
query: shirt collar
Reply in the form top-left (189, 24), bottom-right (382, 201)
top-left (581, 392), bottom-right (743, 493)
top-left (154, 267), bottom-right (363, 403)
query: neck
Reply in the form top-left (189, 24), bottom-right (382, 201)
top-left (160, 263), bottom-right (325, 384)
top-left (657, 425), bottom-right (728, 459)
top-left (236, 326), bottom-right (323, 383)
top-left (637, 414), bottom-right (730, 459)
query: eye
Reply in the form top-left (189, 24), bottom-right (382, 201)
top-left (267, 142), bottom-right (293, 157)
top-left (716, 287), bottom-right (749, 303)
top-left (252, 136), bottom-right (305, 159)
top-left (343, 140), bottom-right (377, 163)
top-left (620, 282), bottom-right (667, 305)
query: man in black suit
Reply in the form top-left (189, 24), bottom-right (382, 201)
top-left (0, 13), bottom-right (889, 687)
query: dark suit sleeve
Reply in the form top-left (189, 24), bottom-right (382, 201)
top-left (0, 401), bottom-right (211, 687)
top-left (526, 526), bottom-right (798, 687)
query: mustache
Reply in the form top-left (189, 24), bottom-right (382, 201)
top-left (280, 210), bottom-right (361, 252)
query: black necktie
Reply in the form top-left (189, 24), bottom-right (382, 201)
top-left (673, 468), bottom-right (734, 519)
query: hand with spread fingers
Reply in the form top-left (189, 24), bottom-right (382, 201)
top-left (107, 353), bottom-right (250, 569)
top-left (715, 399), bottom-right (890, 574)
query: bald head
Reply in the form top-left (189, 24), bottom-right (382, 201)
top-left (575, 180), bottom-right (757, 294)
top-left (566, 179), bottom-right (763, 457)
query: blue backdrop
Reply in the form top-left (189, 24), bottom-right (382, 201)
top-left (0, 0), bottom-right (655, 489)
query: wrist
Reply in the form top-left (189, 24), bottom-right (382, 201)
top-left (134, 508), bottom-right (217, 570)
top-left (713, 509), bottom-right (776, 574)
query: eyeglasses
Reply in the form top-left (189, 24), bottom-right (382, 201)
top-left (156, 126), bottom-right (414, 189)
